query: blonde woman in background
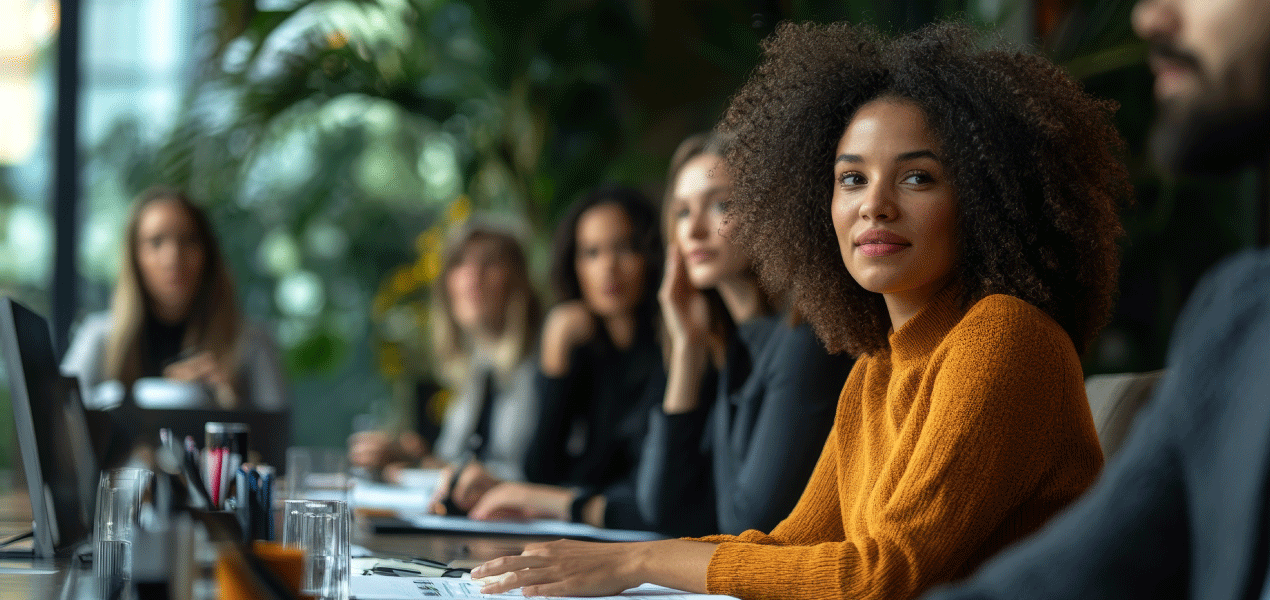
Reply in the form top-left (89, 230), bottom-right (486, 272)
top-left (349, 218), bottom-right (542, 483)
top-left (62, 186), bottom-right (287, 411)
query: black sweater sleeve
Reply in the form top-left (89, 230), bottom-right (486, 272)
top-left (711, 324), bottom-right (848, 534)
top-left (523, 352), bottom-right (587, 485)
top-left (636, 370), bottom-right (719, 537)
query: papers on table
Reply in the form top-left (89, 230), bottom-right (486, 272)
top-left (350, 575), bottom-right (738, 599)
top-left (395, 469), bottom-right (441, 490)
top-left (353, 480), bottom-right (436, 512)
top-left (300, 472), bottom-right (440, 510)
top-left (388, 512), bottom-right (663, 542)
top-left (346, 474), bottom-right (663, 542)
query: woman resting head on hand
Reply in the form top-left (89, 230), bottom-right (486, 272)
top-left (470, 21), bottom-right (1127, 600)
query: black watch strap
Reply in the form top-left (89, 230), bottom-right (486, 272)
top-left (569, 489), bottom-right (599, 524)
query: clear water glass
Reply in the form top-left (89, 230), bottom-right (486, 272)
top-left (93, 468), bottom-right (152, 598)
top-left (285, 447), bottom-right (352, 502)
top-left (281, 499), bottom-right (350, 600)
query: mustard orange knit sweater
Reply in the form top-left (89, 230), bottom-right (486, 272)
top-left (694, 288), bottom-right (1103, 600)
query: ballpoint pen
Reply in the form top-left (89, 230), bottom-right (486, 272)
top-left (440, 449), bottom-right (473, 517)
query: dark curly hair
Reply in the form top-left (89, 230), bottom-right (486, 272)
top-left (722, 21), bottom-right (1130, 356)
top-left (549, 185), bottom-right (664, 316)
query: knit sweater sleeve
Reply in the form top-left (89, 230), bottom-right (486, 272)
top-left (698, 297), bottom-right (1101, 600)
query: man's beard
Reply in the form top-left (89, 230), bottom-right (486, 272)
top-left (1150, 94), bottom-right (1270, 176)
top-left (1148, 44), bottom-right (1270, 176)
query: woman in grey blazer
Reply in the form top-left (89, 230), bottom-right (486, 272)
top-left (61, 186), bottom-right (287, 412)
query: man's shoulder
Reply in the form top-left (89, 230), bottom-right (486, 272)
top-left (1197, 248), bottom-right (1270, 297)
top-left (1154, 249), bottom-right (1270, 434)
top-left (1174, 248), bottom-right (1270, 341)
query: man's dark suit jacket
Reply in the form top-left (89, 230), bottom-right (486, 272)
top-left (926, 248), bottom-right (1270, 600)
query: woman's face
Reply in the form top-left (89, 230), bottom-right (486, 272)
top-left (573, 203), bottom-right (646, 320)
top-left (670, 154), bottom-right (751, 289)
top-left (446, 235), bottom-right (515, 335)
top-left (831, 98), bottom-right (958, 307)
top-left (135, 199), bottom-right (206, 321)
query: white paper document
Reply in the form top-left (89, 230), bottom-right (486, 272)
top-left (398, 512), bottom-right (664, 542)
top-left (350, 477), bottom-right (662, 542)
top-left (349, 575), bottom-right (737, 599)
top-left (354, 479), bottom-right (438, 512)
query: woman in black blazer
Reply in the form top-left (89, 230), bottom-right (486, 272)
top-left (637, 132), bottom-right (853, 536)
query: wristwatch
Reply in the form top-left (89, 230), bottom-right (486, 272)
top-left (569, 488), bottom-right (599, 523)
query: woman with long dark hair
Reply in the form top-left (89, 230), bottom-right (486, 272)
top-left (434, 186), bottom-right (665, 530)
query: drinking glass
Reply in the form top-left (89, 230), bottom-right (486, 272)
top-left (93, 468), bottom-right (153, 598)
top-left (285, 447), bottom-right (351, 501)
top-left (281, 499), bottom-right (350, 600)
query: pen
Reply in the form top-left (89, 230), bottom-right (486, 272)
top-left (441, 448), bottom-right (475, 517)
top-left (258, 465), bottom-right (275, 540)
top-left (207, 447), bottom-right (227, 508)
top-left (181, 441), bottom-right (211, 508)
top-left (218, 448), bottom-right (230, 509)
top-left (246, 469), bottom-right (260, 539)
top-left (235, 468), bottom-right (249, 538)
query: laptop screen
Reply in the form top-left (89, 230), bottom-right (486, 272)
top-left (1, 298), bottom-right (98, 557)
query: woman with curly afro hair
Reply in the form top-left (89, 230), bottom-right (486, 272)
top-left (471, 21), bottom-right (1127, 600)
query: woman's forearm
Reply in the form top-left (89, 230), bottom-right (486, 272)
top-left (663, 342), bottom-right (710, 414)
top-left (540, 332), bottom-right (575, 377)
top-left (632, 539), bottom-right (717, 594)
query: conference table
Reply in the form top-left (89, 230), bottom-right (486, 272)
top-left (0, 476), bottom-right (557, 599)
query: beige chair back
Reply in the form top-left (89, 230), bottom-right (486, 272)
top-left (1084, 370), bottom-right (1165, 458)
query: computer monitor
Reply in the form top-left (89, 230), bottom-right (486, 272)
top-left (1, 298), bottom-right (98, 557)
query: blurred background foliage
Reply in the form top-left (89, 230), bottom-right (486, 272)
top-left (0, 0), bottom-right (1262, 463)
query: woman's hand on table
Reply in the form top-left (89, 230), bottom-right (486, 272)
top-left (164, 351), bottom-right (238, 408)
top-left (428, 461), bottom-right (502, 514)
top-left (348, 431), bottom-right (393, 469)
top-left (471, 539), bottom-right (716, 597)
top-left (349, 431), bottom-right (427, 471)
top-left (467, 482), bottom-right (574, 521)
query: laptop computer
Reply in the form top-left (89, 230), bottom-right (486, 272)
top-left (0, 298), bottom-right (99, 558)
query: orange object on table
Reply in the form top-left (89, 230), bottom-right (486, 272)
top-left (215, 541), bottom-right (306, 600)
